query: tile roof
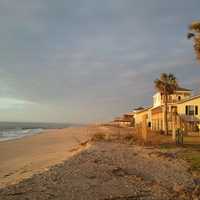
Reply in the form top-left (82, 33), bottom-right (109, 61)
top-left (176, 87), bottom-right (191, 92)
top-left (134, 106), bottom-right (152, 114)
top-left (133, 107), bottom-right (145, 111)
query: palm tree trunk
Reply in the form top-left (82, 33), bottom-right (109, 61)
top-left (164, 93), bottom-right (169, 135)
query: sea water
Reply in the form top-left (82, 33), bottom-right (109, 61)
top-left (0, 122), bottom-right (71, 141)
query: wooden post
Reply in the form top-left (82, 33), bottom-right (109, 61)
top-left (172, 120), bottom-right (176, 141)
top-left (141, 115), bottom-right (148, 142)
top-left (172, 107), bottom-right (177, 141)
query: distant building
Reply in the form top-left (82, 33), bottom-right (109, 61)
top-left (133, 107), bottom-right (145, 112)
top-left (112, 112), bottom-right (134, 127)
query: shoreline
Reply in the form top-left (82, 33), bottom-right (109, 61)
top-left (0, 127), bottom-right (69, 143)
top-left (0, 125), bottom-right (94, 188)
top-left (0, 125), bottom-right (81, 143)
top-left (0, 129), bottom-right (45, 143)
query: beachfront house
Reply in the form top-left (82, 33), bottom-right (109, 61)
top-left (112, 112), bottom-right (134, 127)
top-left (177, 94), bottom-right (200, 132)
top-left (151, 87), bottom-right (192, 131)
top-left (134, 86), bottom-right (200, 133)
top-left (133, 107), bottom-right (152, 128)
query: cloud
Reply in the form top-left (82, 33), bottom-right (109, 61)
top-left (0, 97), bottom-right (36, 110)
top-left (0, 0), bottom-right (200, 123)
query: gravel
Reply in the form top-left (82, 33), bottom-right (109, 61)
top-left (0, 141), bottom-right (198, 200)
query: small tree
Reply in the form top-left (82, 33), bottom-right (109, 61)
top-left (187, 21), bottom-right (200, 61)
top-left (154, 73), bottom-right (178, 135)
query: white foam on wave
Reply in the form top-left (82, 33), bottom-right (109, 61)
top-left (0, 128), bottom-right (44, 141)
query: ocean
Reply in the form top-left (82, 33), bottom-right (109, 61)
top-left (0, 122), bottom-right (74, 141)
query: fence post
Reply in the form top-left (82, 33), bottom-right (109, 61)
top-left (175, 128), bottom-right (184, 145)
top-left (172, 110), bottom-right (177, 141)
top-left (141, 115), bottom-right (148, 142)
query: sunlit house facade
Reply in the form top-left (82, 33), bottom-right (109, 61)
top-left (134, 87), bottom-right (200, 132)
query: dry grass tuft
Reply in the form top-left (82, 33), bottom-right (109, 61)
top-left (91, 132), bottom-right (107, 142)
top-left (90, 130), bottom-right (136, 144)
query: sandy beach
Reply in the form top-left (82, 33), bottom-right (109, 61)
top-left (0, 125), bottom-right (199, 200)
top-left (0, 125), bottom-right (99, 188)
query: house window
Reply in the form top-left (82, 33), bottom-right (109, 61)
top-left (189, 106), bottom-right (195, 115)
top-left (195, 106), bottom-right (198, 115)
top-left (186, 105), bottom-right (196, 115)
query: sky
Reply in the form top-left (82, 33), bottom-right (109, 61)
top-left (0, 0), bottom-right (200, 123)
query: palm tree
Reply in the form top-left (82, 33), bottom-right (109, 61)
top-left (187, 21), bottom-right (200, 61)
top-left (154, 73), bottom-right (178, 135)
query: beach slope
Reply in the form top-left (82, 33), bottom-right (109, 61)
top-left (0, 125), bottom-right (100, 188)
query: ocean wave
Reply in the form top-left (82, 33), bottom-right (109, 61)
top-left (0, 128), bottom-right (44, 141)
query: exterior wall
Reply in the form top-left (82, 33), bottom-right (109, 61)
top-left (147, 109), bottom-right (152, 126)
top-left (174, 91), bottom-right (191, 102)
top-left (176, 97), bottom-right (200, 132)
top-left (177, 97), bottom-right (200, 120)
top-left (153, 93), bottom-right (162, 107)
top-left (151, 105), bottom-right (177, 131)
top-left (153, 91), bottom-right (191, 108)
top-left (134, 110), bottom-right (149, 126)
top-left (151, 106), bottom-right (163, 131)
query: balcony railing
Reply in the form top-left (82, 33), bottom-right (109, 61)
top-left (161, 99), bottom-right (181, 104)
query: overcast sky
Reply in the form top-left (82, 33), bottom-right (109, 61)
top-left (0, 0), bottom-right (200, 123)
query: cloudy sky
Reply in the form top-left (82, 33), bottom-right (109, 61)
top-left (0, 0), bottom-right (200, 123)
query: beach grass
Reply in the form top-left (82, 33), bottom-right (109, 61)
top-left (180, 150), bottom-right (200, 171)
top-left (156, 135), bottom-right (200, 172)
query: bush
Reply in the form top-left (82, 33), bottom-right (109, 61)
top-left (90, 129), bottom-right (136, 143)
top-left (91, 132), bottom-right (107, 141)
top-left (159, 130), bottom-right (165, 135)
top-left (121, 132), bottom-right (134, 140)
